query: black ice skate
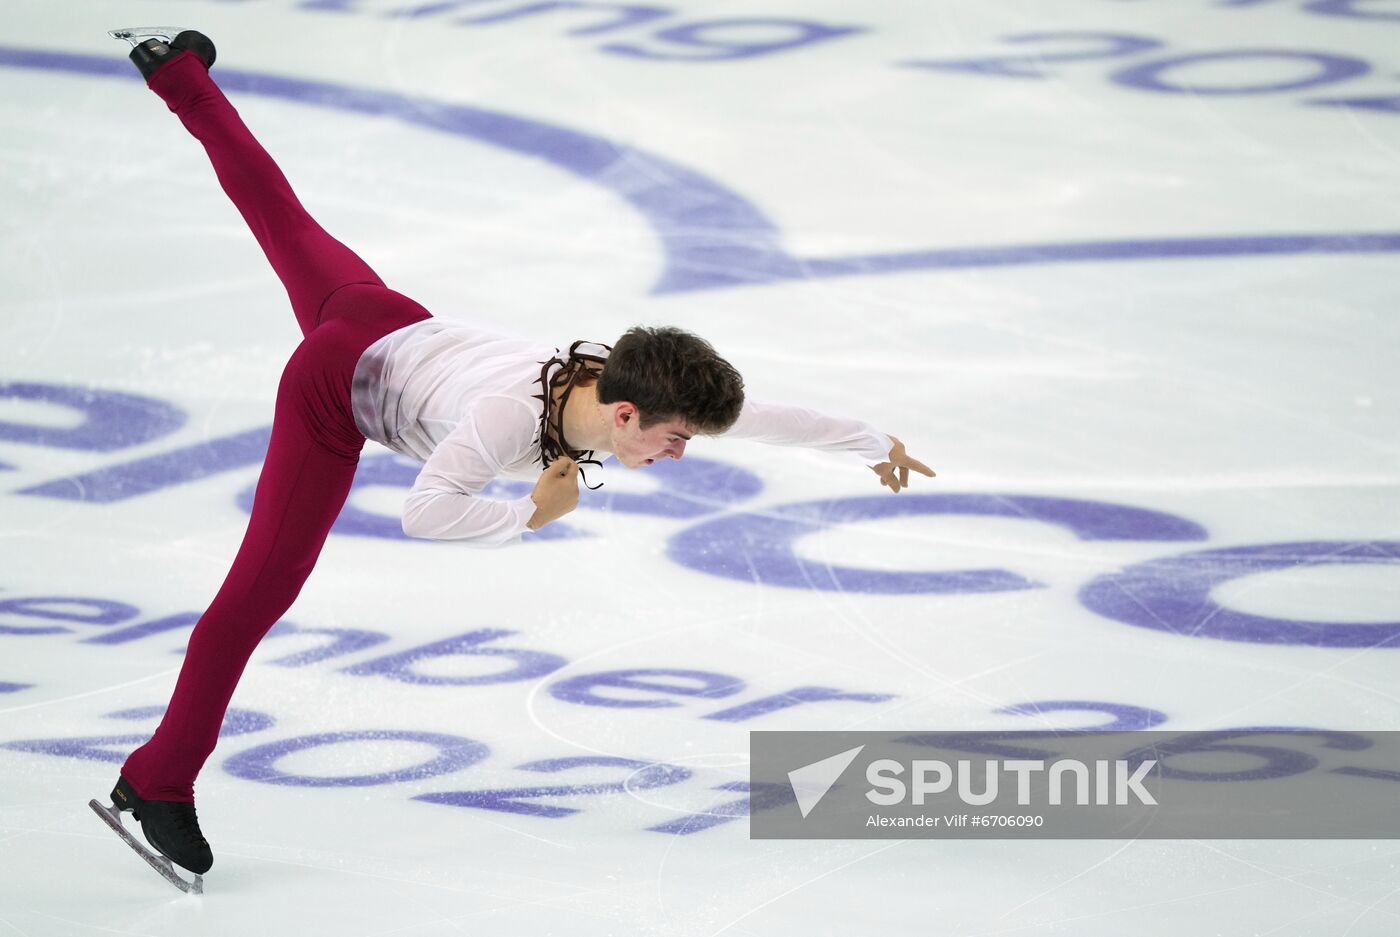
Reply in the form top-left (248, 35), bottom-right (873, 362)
top-left (89, 776), bottom-right (212, 894)
top-left (108, 28), bottom-right (216, 79)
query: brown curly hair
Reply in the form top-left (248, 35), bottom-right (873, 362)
top-left (596, 326), bottom-right (745, 433)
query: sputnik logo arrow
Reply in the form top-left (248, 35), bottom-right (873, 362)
top-left (788, 745), bottom-right (865, 819)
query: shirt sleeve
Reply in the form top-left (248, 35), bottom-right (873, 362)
top-left (401, 395), bottom-right (540, 546)
top-left (721, 397), bottom-right (892, 466)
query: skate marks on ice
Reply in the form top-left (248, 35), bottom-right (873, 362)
top-left (88, 798), bottom-right (203, 895)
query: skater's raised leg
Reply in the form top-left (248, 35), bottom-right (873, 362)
top-left (136, 32), bottom-right (385, 335)
top-left (110, 29), bottom-right (217, 79)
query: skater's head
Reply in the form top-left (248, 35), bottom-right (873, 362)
top-left (596, 326), bottom-right (744, 468)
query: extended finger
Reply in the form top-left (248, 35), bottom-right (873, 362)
top-left (902, 455), bottom-right (935, 477)
top-left (899, 466), bottom-right (909, 488)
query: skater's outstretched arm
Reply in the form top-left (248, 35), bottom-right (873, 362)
top-left (720, 398), bottom-right (935, 491)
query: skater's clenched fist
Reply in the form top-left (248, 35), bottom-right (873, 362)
top-left (527, 456), bottom-right (580, 530)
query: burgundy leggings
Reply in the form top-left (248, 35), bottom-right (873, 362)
top-left (120, 53), bottom-right (431, 801)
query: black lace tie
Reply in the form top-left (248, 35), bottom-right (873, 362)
top-left (533, 339), bottom-right (611, 490)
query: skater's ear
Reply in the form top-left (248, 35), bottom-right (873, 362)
top-left (612, 401), bottom-right (640, 427)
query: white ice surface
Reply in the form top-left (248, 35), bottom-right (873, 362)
top-left (3, 1), bottom-right (1400, 934)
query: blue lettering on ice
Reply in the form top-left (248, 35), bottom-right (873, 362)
top-left (389, 1), bottom-right (673, 33)
top-left (223, 729), bottom-right (489, 786)
top-left (544, 672), bottom-right (895, 718)
top-left (23, 427), bottom-right (270, 503)
top-left (703, 686), bottom-right (894, 722)
top-left (1302, 0), bottom-right (1400, 22)
top-left (0, 596), bottom-right (138, 635)
top-left (263, 620), bottom-right (392, 667)
top-left (314, 1), bottom-right (862, 63)
top-left (1079, 540), bottom-right (1400, 646)
top-left (1, 707), bottom-right (274, 763)
top-left (5, 733), bottom-right (149, 764)
top-left (902, 28), bottom-right (1400, 131)
top-left (548, 668), bottom-right (744, 708)
top-left (902, 32), bottom-right (1373, 96)
top-left (995, 699), bottom-right (1168, 732)
top-left (82, 613), bottom-right (202, 646)
top-left (585, 455), bottom-right (764, 518)
top-left (0, 382), bottom-right (183, 452)
top-left (344, 629), bottom-right (569, 685)
top-left (0, 682), bottom-right (32, 694)
top-left (599, 19), bottom-right (864, 62)
top-left (902, 31), bottom-right (1164, 79)
top-left (1121, 729), bottom-right (1371, 781)
top-left (647, 781), bottom-right (794, 834)
top-left (413, 755), bottom-right (691, 817)
top-left (667, 493), bottom-right (1207, 594)
top-left (105, 705), bottom-right (277, 737)
top-left (1332, 764), bottom-right (1400, 783)
top-left (898, 700), bottom-right (1169, 759)
top-left (1111, 49), bottom-right (1370, 95)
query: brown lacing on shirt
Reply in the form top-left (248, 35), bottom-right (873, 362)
top-left (533, 339), bottom-right (611, 490)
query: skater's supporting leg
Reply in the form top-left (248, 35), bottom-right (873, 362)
top-left (119, 292), bottom-right (426, 804)
top-left (122, 427), bottom-right (352, 800)
top-left (147, 53), bottom-right (384, 336)
top-left (121, 328), bottom-right (362, 802)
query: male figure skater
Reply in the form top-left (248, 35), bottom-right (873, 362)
top-left (92, 28), bottom-right (934, 890)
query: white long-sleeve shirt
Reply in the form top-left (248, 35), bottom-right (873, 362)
top-left (351, 318), bottom-right (891, 546)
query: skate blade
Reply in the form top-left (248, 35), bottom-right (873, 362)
top-left (88, 799), bottom-right (204, 895)
top-left (107, 27), bottom-right (186, 46)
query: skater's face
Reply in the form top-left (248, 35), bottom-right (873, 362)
top-left (609, 404), bottom-right (691, 468)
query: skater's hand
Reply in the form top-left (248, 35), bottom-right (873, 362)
top-left (528, 457), bottom-right (580, 529)
top-left (871, 436), bottom-right (935, 493)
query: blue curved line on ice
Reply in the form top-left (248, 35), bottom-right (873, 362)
top-left (6, 46), bottom-right (1400, 294)
top-left (795, 232), bottom-right (1400, 278)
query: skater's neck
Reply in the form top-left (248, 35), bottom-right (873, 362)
top-left (554, 380), bottom-right (612, 455)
